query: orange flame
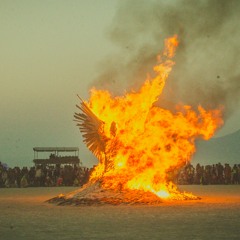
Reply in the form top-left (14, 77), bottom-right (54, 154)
top-left (83, 35), bottom-right (223, 200)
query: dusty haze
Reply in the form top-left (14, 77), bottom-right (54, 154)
top-left (93, 0), bottom-right (240, 118)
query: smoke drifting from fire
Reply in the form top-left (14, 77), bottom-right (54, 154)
top-left (92, 0), bottom-right (240, 118)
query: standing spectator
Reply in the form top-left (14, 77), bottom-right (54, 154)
top-left (216, 163), bottom-right (224, 184)
top-left (57, 174), bottom-right (63, 186)
top-left (211, 165), bottom-right (217, 184)
top-left (194, 163), bottom-right (202, 184)
top-left (20, 174), bottom-right (28, 188)
top-left (224, 164), bottom-right (232, 184)
top-left (28, 167), bottom-right (36, 186)
top-left (35, 166), bottom-right (42, 186)
top-left (232, 164), bottom-right (238, 184)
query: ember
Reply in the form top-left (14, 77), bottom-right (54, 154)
top-left (49, 35), bottom-right (223, 205)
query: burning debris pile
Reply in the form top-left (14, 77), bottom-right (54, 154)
top-left (48, 36), bottom-right (223, 206)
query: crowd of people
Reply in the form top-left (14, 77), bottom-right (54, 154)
top-left (175, 163), bottom-right (240, 185)
top-left (0, 161), bottom-right (240, 188)
top-left (0, 162), bottom-right (92, 188)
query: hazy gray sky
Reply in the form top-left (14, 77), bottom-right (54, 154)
top-left (1, 0), bottom-right (240, 168)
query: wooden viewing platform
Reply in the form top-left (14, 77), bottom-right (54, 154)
top-left (33, 147), bottom-right (81, 166)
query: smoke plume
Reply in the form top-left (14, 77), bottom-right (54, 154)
top-left (92, 0), bottom-right (240, 118)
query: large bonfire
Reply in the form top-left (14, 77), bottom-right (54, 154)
top-left (49, 35), bottom-right (223, 205)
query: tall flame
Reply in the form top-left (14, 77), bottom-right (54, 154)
top-left (79, 35), bottom-right (223, 200)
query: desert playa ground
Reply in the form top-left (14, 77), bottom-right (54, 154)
top-left (1, 185), bottom-right (240, 240)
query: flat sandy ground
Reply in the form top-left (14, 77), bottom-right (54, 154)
top-left (0, 185), bottom-right (240, 240)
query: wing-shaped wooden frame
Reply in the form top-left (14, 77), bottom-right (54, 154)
top-left (74, 97), bottom-right (108, 160)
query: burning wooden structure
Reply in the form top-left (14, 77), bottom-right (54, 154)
top-left (48, 35), bottom-right (222, 206)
